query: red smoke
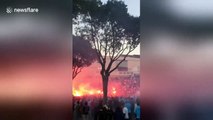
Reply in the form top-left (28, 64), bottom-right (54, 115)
top-left (73, 68), bottom-right (140, 97)
top-left (73, 76), bottom-right (123, 97)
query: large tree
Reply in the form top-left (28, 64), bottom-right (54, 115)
top-left (73, 36), bottom-right (96, 79)
top-left (72, 0), bottom-right (100, 79)
top-left (74, 0), bottom-right (140, 102)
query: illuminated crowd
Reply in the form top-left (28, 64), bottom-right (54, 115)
top-left (73, 96), bottom-right (141, 120)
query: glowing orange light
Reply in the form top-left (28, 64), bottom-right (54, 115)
top-left (73, 90), bottom-right (83, 97)
top-left (73, 79), bottom-right (124, 97)
top-left (97, 90), bottom-right (101, 94)
top-left (112, 87), bottom-right (117, 95)
top-left (73, 85), bottom-right (120, 96)
top-left (73, 85), bottom-right (104, 97)
top-left (89, 91), bottom-right (94, 95)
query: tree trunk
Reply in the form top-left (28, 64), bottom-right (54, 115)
top-left (102, 75), bottom-right (109, 104)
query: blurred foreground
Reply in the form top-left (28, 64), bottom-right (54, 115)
top-left (141, 0), bottom-right (213, 120)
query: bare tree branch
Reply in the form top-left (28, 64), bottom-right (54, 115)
top-left (73, 66), bottom-right (83, 79)
top-left (109, 48), bottom-right (135, 74)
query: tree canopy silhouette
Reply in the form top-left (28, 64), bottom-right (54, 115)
top-left (73, 0), bottom-right (102, 18)
top-left (73, 36), bottom-right (96, 79)
top-left (72, 0), bottom-right (100, 79)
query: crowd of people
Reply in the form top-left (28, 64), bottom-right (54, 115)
top-left (73, 96), bottom-right (141, 120)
